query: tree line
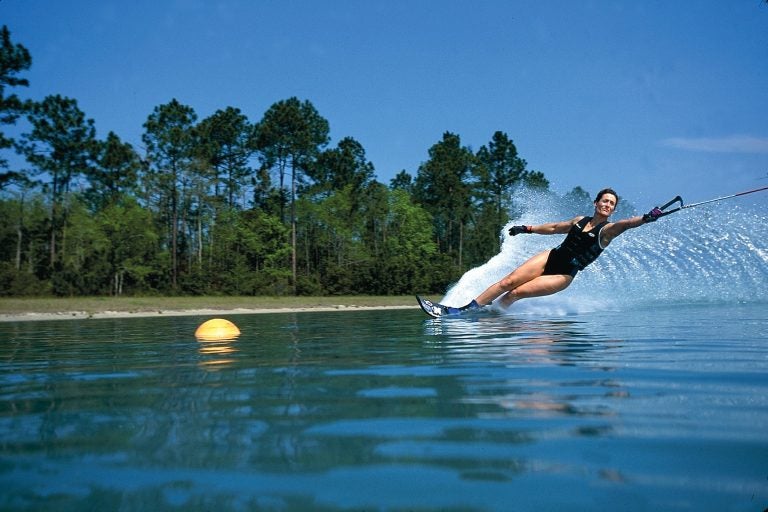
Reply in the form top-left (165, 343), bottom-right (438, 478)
top-left (0, 25), bottom-right (587, 297)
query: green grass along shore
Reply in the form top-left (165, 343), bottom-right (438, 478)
top-left (0, 296), bottom-right (417, 319)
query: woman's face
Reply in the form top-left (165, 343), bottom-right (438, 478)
top-left (594, 193), bottom-right (617, 217)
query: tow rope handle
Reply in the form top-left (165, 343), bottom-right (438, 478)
top-left (656, 195), bottom-right (684, 218)
top-left (651, 184), bottom-right (768, 218)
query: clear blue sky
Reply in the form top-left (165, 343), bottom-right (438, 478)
top-left (3, 0), bottom-right (768, 208)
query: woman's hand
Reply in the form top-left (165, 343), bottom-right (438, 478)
top-left (642, 207), bottom-right (663, 223)
top-left (508, 225), bottom-right (532, 236)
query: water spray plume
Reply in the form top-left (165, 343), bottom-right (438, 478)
top-left (443, 186), bottom-right (768, 314)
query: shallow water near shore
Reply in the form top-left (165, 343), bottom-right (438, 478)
top-left (1, 301), bottom-right (767, 511)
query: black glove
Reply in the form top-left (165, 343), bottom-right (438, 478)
top-left (642, 207), bottom-right (663, 223)
top-left (508, 225), bottom-right (532, 236)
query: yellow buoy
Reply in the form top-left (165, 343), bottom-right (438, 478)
top-left (195, 318), bottom-right (241, 341)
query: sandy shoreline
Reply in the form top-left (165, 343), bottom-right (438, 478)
top-left (0, 304), bottom-right (416, 323)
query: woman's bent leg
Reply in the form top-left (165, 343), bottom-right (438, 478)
top-left (498, 274), bottom-right (573, 308)
top-left (474, 250), bottom-right (551, 306)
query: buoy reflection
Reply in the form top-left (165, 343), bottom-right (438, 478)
top-left (197, 338), bottom-right (238, 369)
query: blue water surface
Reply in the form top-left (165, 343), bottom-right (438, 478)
top-left (1, 303), bottom-right (767, 511)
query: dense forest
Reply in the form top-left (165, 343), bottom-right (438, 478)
top-left (0, 25), bottom-right (592, 297)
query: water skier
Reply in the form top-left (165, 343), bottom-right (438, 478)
top-left (418, 188), bottom-right (663, 317)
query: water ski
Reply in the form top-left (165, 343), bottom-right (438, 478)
top-left (416, 296), bottom-right (481, 318)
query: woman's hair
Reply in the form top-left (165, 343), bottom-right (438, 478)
top-left (594, 188), bottom-right (619, 206)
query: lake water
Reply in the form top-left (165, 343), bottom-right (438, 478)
top-left (1, 302), bottom-right (767, 511)
top-left (2, 199), bottom-right (767, 510)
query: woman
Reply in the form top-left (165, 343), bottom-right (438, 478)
top-left (417, 188), bottom-right (663, 317)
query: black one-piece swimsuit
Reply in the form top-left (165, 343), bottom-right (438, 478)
top-left (542, 216), bottom-right (607, 278)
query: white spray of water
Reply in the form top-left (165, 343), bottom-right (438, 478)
top-left (441, 188), bottom-right (768, 315)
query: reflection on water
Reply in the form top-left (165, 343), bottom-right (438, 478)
top-left (420, 313), bottom-right (628, 441)
top-left (197, 337), bottom-right (238, 369)
top-left (423, 313), bottom-right (622, 365)
top-left (1, 305), bottom-right (767, 511)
